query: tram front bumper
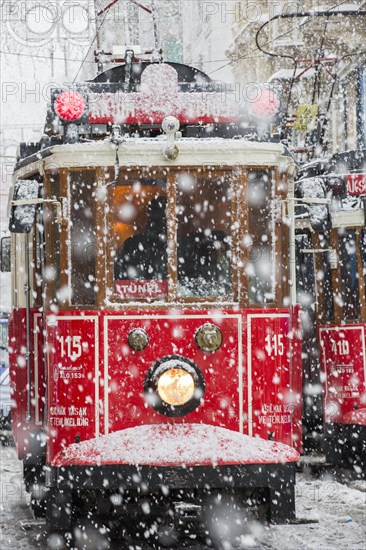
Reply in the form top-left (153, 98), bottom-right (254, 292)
top-left (46, 424), bottom-right (300, 528)
top-left (49, 423), bottom-right (299, 490)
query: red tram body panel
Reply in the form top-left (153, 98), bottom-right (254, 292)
top-left (296, 150), bottom-right (366, 468)
top-left (8, 307), bottom-right (303, 463)
top-left (8, 308), bottom-right (45, 458)
top-left (319, 324), bottom-right (366, 427)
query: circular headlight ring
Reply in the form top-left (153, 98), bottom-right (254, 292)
top-left (195, 323), bottom-right (222, 353)
top-left (128, 328), bottom-right (149, 351)
top-left (144, 355), bottom-right (205, 417)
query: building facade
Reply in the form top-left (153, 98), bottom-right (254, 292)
top-left (228, 1), bottom-right (366, 156)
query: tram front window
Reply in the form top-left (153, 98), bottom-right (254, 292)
top-left (247, 170), bottom-right (275, 304)
top-left (112, 175), bottom-right (167, 300)
top-left (176, 171), bottom-right (233, 298)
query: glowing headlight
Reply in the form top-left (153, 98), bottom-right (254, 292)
top-left (144, 356), bottom-right (205, 417)
top-left (128, 328), bottom-right (149, 351)
top-left (195, 323), bottom-right (222, 353)
top-left (157, 368), bottom-right (195, 406)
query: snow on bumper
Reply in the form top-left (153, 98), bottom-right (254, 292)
top-left (52, 423), bottom-right (299, 468)
top-left (340, 408), bottom-right (366, 425)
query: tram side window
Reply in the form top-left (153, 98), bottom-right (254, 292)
top-left (176, 171), bottom-right (233, 298)
top-left (70, 171), bottom-right (97, 305)
top-left (247, 170), bottom-right (275, 305)
top-left (112, 173), bottom-right (167, 300)
top-left (339, 230), bottom-right (360, 320)
top-left (44, 173), bottom-right (60, 308)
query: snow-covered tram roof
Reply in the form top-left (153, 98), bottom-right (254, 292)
top-left (13, 138), bottom-right (294, 180)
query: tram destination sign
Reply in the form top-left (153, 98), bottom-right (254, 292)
top-left (346, 173), bottom-right (366, 195)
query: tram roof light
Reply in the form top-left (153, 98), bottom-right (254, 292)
top-left (247, 87), bottom-right (281, 119)
top-left (54, 91), bottom-right (86, 122)
top-left (162, 116), bottom-right (180, 135)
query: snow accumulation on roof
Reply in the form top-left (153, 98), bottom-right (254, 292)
top-left (53, 423), bottom-right (300, 468)
top-left (269, 68), bottom-right (315, 81)
top-left (299, 175), bottom-right (364, 212)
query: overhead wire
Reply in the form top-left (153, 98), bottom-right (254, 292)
top-left (208, 0), bottom-right (361, 75)
top-left (0, 50), bottom-right (97, 63)
top-left (0, 50), bottom-right (237, 66)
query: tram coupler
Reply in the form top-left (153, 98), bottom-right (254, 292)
top-left (173, 501), bottom-right (202, 524)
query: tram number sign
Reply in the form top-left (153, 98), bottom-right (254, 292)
top-left (331, 339), bottom-right (350, 356)
top-left (319, 325), bottom-right (366, 423)
top-left (59, 335), bottom-right (82, 360)
top-left (265, 333), bottom-right (284, 357)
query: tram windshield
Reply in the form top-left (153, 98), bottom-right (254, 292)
top-left (111, 169), bottom-right (234, 301)
top-left (112, 173), bottom-right (168, 300)
top-left (176, 171), bottom-right (232, 298)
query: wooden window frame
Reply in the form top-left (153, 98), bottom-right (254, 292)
top-left (104, 165), bottom-right (241, 306)
top-left (330, 227), bottom-right (366, 324)
top-left (245, 167), bottom-right (283, 308)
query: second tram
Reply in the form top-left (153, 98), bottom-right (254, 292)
top-left (296, 149), bottom-right (366, 468)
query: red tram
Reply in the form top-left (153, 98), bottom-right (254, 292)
top-left (2, 56), bottom-right (303, 542)
top-left (295, 149), bottom-right (366, 468)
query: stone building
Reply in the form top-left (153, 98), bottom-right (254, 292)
top-left (228, 1), bottom-right (366, 156)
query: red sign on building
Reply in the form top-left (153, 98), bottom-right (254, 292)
top-left (346, 174), bottom-right (366, 195)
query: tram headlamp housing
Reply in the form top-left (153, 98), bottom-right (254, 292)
top-left (195, 323), bottom-right (222, 353)
top-left (144, 356), bottom-right (205, 417)
top-left (128, 328), bottom-right (149, 351)
top-left (54, 90), bottom-right (86, 122)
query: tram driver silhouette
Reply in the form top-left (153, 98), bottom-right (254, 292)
top-left (115, 196), bottom-right (168, 281)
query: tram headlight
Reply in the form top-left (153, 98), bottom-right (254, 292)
top-left (144, 356), bottom-right (205, 417)
top-left (128, 328), bottom-right (149, 351)
top-left (195, 323), bottom-right (222, 353)
top-left (157, 368), bottom-right (195, 406)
